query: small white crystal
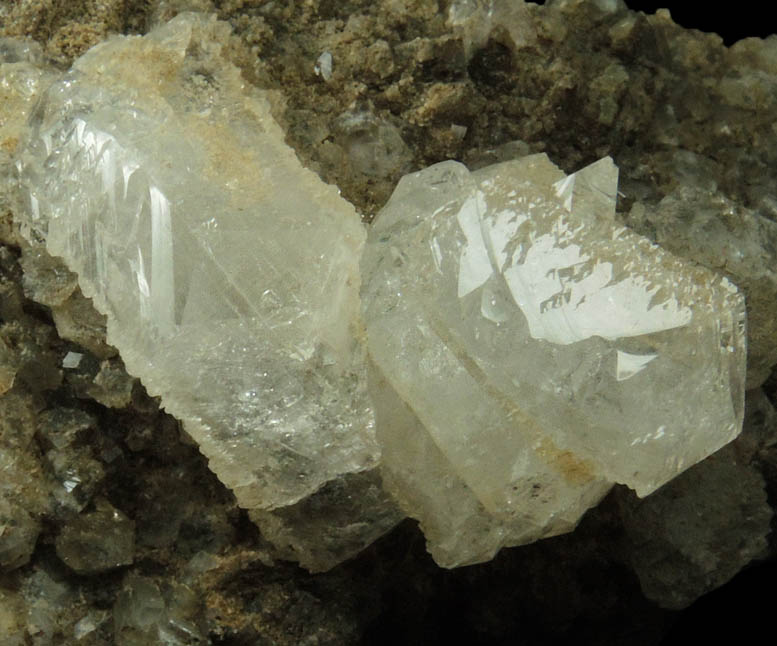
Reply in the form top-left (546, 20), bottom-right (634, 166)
top-left (315, 51), bottom-right (333, 81)
top-left (62, 352), bottom-right (83, 369)
top-left (450, 124), bottom-right (468, 140)
top-left (74, 614), bottom-right (99, 639)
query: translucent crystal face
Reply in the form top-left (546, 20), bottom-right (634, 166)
top-left (362, 154), bottom-right (746, 566)
top-left (15, 15), bottom-right (380, 515)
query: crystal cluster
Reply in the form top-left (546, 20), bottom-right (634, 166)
top-left (13, 14), bottom-right (747, 570)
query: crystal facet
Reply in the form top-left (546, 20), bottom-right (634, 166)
top-left (15, 14), bottom-right (379, 517)
top-left (361, 154), bottom-right (746, 566)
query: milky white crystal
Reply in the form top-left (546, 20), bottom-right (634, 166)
top-left (15, 14), bottom-right (381, 520)
top-left (362, 154), bottom-right (746, 567)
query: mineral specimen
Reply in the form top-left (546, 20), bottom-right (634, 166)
top-left (55, 498), bottom-right (136, 574)
top-left (113, 574), bottom-right (205, 645)
top-left (12, 10), bottom-right (748, 573)
top-left (619, 440), bottom-right (771, 610)
top-left (3, 0), bottom-right (777, 641)
top-left (361, 154), bottom-right (747, 566)
top-left (15, 13), bottom-right (380, 527)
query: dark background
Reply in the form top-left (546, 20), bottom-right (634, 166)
top-left (533, 1), bottom-right (775, 45)
top-left (637, 1), bottom-right (773, 44)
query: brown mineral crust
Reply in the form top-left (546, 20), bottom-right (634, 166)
top-left (0, 0), bottom-right (151, 65)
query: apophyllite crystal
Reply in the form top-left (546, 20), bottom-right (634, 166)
top-left (361, 154), bottom-right (746, 566)
top-left (13, 13), bottom-right (746, 571)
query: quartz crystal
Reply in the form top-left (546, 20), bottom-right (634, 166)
top-left (361, 154), bottom-right (746, 567)
top-left (15, 14), bottom-right (380, 522)
top-left (55, 498), bottom-right (135, 575)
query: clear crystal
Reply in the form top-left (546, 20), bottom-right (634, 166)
top-left (361, 154), bottom-right (746, 566)
top-left (15, 14), bottom-right (379, 515)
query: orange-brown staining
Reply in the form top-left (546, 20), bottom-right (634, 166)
top-left (536, 437), bottom-right (597, 486)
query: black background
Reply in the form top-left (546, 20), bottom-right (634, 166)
top-left (533, 0), bottom-right (775, 45)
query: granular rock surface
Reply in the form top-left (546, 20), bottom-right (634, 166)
top-left (1, 1), bottom-right (776, 644)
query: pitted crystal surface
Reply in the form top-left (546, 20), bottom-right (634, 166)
top-left (362, 154), bottom-right (746, 566)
